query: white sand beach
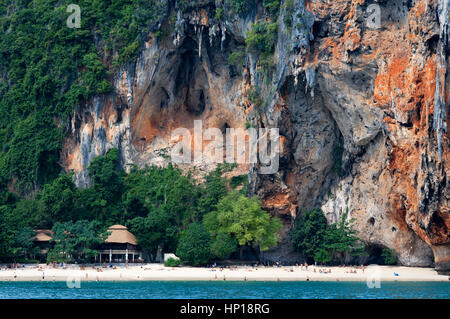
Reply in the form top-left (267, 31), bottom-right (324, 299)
top-left (0, 264), bottom-right (448, 282)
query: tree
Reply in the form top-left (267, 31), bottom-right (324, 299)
top-left (210, 233), bottom-right (238, 260)
top-left (6, 198), bottom-right (47, 229)
top-left (81, 148), bottom-right (126, 226)
top-left (0, 200), bottom-right (17, 262)
top-left (323, 214), bottom-right (362, 264)
top-left (204, 191), bottom-right (282, 259)
top-left (194, 166), bottom-right (228, 220)
top-left (176, 223), bottom-right (212, 266)
top-left (88, 148), bottom-right (122, 189)
top-left (12, 227), bottom-right (39, 261)
top-left (0, 226), bottom-right (14, 262)
top-left (289, 208), bottom-right (328, 263)
top-left (39, 174), bottom-right (79, 224)
top-left (128, 212), bottom-right (177, 259)
top-left (124, 164), bottom-right (196, 226)
top-left (314, 248), bottom-right (331, 265)
top-left (290, 209), bottom-right (362, 265)
top-left (48, 220), bottom-right (107, 263)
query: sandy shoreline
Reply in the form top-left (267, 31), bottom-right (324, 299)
top-left (0, 264), bottom-right (448, 282)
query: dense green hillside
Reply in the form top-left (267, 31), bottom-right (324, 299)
top-left (0, 0), bottom-right (166, 195)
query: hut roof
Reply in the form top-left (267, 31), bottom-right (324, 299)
top-left (34, 229), bottom-right (53, 242)
top-left (105, 225), bottom-right (138, 245)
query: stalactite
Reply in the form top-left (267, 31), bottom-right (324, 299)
top-left (433, 0), bottom-right (448, 162)
top-left (209, 24), bottom-right (218, 47)
top-left (221, 25), bottom-right (226, 52)
top-left (173, 10), bottom-right (185, 46)
top-left (305, 67), bottom-right (316, 98)
top-left (197, 25), bottom-right (203, 58)
top-left (433, 51), bottom-right (447, 162)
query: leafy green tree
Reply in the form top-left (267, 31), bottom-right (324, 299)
top-left (12, 227), bottom-right (39, 261)
top-left (124, 164), bottom-right (196, 226)
top-left (80, 148), bottom-right (125, 226)
top-left (194, 166), bottom-right (228, 220)
top-left (39, 174), bottom-right (79, 224)
top-left (290, 209), bottom-right (362, 265)
top-left (128, 212), bottom-right (177, 258)
top-left (210, 233), bottom-right (238, 260)
top-left (48, 220), bottom-right (106, 263)
top-left (289, 208), bottom-right (328, 263)
top-left (0, 206), bottom-right (15, 262)
top-left (176, 223), bottom-right (212, 266)
top-left (87, 148), bottom-right (123, 192)
top-left (204, 191), bottom-right (282, 258)
top-left (323, 214), bottom-right (362, 264)
top-left (6, 198), bottom-right (47, 229)
top-left (314, 248), bottom-right (331, 265)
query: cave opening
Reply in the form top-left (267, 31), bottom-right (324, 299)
top-left (363, 243), bottom-right (398, 265)
top-left (173, 30), bottom-right (209, 117)
top-left (365, 244), bottom-right (384, 264)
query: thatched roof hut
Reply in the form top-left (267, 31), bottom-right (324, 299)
top-left (105, 225), bottom-right (138, 246)
top-left (99, 225), bottom-right (142, 263)
top-left (33, 229), bottom-right (53, 242)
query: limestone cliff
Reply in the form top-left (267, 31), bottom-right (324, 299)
top-left (61, 0), bottom-right (449, 271)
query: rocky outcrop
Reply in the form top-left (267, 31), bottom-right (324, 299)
top-left (61, 0), bottom-right (449, 271)
top-left (313, 0), bottom-right (449, 271)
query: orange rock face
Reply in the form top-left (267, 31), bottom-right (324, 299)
top-left (61, 0), bottom-right (448, 269)
top-left (307, 0), bottom-right (448, 270)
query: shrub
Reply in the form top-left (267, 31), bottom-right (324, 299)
top-left (164, 257), bottom-right (181, 267)
top-left (246, 85), bottom-right (263, 108)
top-left (228, 49), bottom-right (246, 68)
top-left (314, 248), bottom-right (331, 264)
top-left (230, 0), bottom-right (253, 14)
top-left (114, 41), bottom-right (141, 67)
top-left (215, 8), bottom-right (224, 21)
top-left (229, 174), bottom-right (248, 189)
top-left (381, 248), bottom-right (398, 265)
top-left (263, 0), bottom-right (281, 19)
top-left (245, 21), bottom-right (278, 55)
top-left (283, 0), bottom-right (294, 30)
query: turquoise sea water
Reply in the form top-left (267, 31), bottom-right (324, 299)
top-left (0, 281), bottom-right (449, 299)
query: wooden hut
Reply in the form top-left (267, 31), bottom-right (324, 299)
top-left (97, 225), bottom-right (142, 263)
top-left (33, 229), bottom-right (53, 254)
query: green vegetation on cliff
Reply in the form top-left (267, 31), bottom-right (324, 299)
top-left (0, 0), bottom-right (166, 195)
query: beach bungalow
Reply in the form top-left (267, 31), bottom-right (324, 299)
top-left (33, 229), bottom-right (53, 262)
top-left (97, 225), bottom-right (142, 263)
top-left (33, 229), bottom-right (53, 254)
